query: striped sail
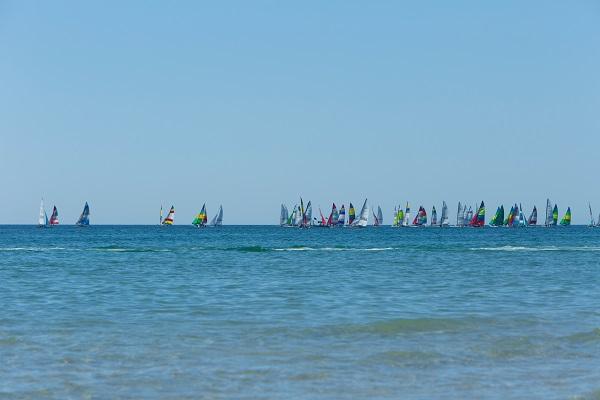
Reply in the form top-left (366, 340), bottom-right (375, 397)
top-left (337, 205), bottom-right (346, 226)
top-left (348, 203), bottom-right (356, 225)
top-left (327, 203), bottom-right (338, 226)
top-left (560, 207), bottom-right (571, 226)
top-left (192, 204), bottom-right (208, 227)
top-left (552, 205), bottom-right (559, 226)
top-left (518, 204), bottom-right (527, 227)
top-left (162, 206), bottom-right (175, 225)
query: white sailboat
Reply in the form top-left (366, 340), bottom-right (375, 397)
top-left (440, 201), bottom-right (449, 227)
top-left (280, 204), bottom-right (289, 226)
top-left (353, 198), bottom-right (369, 227)
top-left (210, 205), bottom-right (224, 227)
top-left (588, 203), bottom-right (595, 227)
top-left (403, 202), bottom-right (411, 227)
top-left (38, 198), bottom-right (48, 227)
top-left (372, 205), bottom-right (383, 226)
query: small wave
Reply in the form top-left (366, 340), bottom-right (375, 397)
top-left (0, 247), bottom-right (67, 252)
top-left (93, 245), bottom-right (171, 253)
top-left (273, 247), bottom-right (395, 252)
top-left (564, 328), bottom-right (600, 344)
top-left (470, 246), bottom-right (600, 252)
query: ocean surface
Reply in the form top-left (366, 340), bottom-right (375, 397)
top-left (1, 225), bottom-right (599, 399)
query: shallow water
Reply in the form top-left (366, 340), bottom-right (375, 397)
top-left (1, 225), bottom-right (599, 399)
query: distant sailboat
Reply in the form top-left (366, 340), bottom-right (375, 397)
top-left (348, 203), bottom-right (356, 226)
top-left (280, 204), bottom-right (289, 226)
top-left (337, 205), bottom-right (346, 226)
top-left (353, 199), bottom-right (369, 227)
top-left (327, 203), bottom-right (338, 227)
top-left (49, 206), bottom-right (59, 225)
top-left (430, 206), bottom-right (437, 226)
top-left (162, 205), bottom-right (175, 225)
top-left (210, 205), bottom-right (223, 227)
top-left (490, 205), bottom-right (504, 227)
top-left (303, 201), bottom-right (312, 228)
top-left (560, 207), bottom-right (571, 226)
top-left (403, 203), bottom-right (411, 227)
top-left (76, 202), bottom-right (90, 226)
top-left (373, 205), bottom-right (383, 226)
top-left (588, 203), bottom-right (595, 227)
top-left (412, 206), bottom-right (427, 226)
top-left (464, 206), bottom-right (473, 227)
top-left (159, 205), bottom-right (163, 225)
top-left (38, 199), bottom-right (48, 227)
top-left (552, 204), bottom-right (559, 226)
top-left (528, 206), bottom-right (537, 226)
top-left (517, 204), bottom-right (527, 227)
top-left (469, 201), bottom-right (485, 227)
top-left (192, 204), bottom-right (208, 227)
top-left (456, 202), bottom-right (463, 227)
top-left (440, 201), bottom-right (449, 227)
top-left (544, 199), bottom-right (554, 227)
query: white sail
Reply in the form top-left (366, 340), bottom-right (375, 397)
top-left (280, 204), bottom-right (289, 226)
top-left (377, 206), bottom-right (383, 226)
top-left (441, 201), bottom-right (449, 226)
top-left (294, 205), bottom-right (302, 226)
top-left (518, 204), bottom-right (527, 226)
top-left (355, 198), bottom-right (369, 227)
top-left (211, 205), bottom-right (223, 226)
top-left (38, 199), bottom-right (47, 226)
top-left (545, 198), bottom-right (552, 227)
top-left (403, 203), bottom-right (410, 227)
top-left (456, 202), bottom-right (462, 227)
top-left (305, 201), bottom-right (312, 227)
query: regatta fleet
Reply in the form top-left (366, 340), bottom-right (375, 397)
top-left (31, 197), bottom-right (591, 227)
top-left (280, 198), bottom-right (579, 228)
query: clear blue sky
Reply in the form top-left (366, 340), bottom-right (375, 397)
top-left (1, 1), bottom-right (599, 224)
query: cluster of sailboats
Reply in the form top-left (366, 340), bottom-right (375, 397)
top-left (37, 199), bottom-right (89, 227)
top-left (159, 204), bottom-right (223, 227)
top-left (280, 199), bottom-right (577, 228)
top-left (280, 198), bottom-right (378, 228)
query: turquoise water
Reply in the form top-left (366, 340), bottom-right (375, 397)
top-left (1, 225), bottom-right (599, 399)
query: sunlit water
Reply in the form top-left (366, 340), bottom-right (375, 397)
top-left (1, 225), bottom-right (599, 399)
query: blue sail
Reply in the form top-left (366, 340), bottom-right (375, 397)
top-left (76, 202), bottom-right (90, 226)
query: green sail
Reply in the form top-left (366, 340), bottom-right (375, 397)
top-left (552, 205), bottom-right (559, 225)
top-left (560, 207), bottom-right (571, 226)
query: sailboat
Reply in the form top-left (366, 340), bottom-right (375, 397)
top-left (517, 204), bottom-right (527, 227)
top-left (352, 198), bottom-right (369, 227)
top-left (392, 205), bottom-right (404, 227)
top-left (456, 202), bottom-right (463, 227)
top-left (504, 205), bottom-right (514, 226)
top-left (528, 206), bottom-right (537, 226)
top-left (316, 207), bottom-right (328, 227)
top-left (440, 201), bottom-right (449, 227)
top-left (337, 205), bottom-right (346, 226)
top-left (469, 201), bottom-right (485, 227)
top-left (347, 203), bottom-right (356, 226)
top-left (327, 203), bottom-right (339, 227)
top-left (49, 206), bottom-right (59, 225)
top-left (412, 206), bottom-right (427, 226)
top-left (372, 206), bottom-right (383, 226)
top-left (544, 199), bottom-right (555, 227)
top-left (162, 206), bottom-right (175, 225)
top-left (210, 205), bottom-right (223, 227)
top-left (402, 203), bottom-right (411, 227)
top-left (193, 204), bottom-right (208, 227)
top-left (588, 203), bottom-right (595, 227)
top-left (489, 205), bottom-right (504, 227)
top-left (294, 205), bottom-right (302, 226)
top-left (552, 204), bottom-right (559, 226)
top-left (75, 202), bottom-right (90, 226)
top-left (38, 199), bottom-right (48, 227)
top-left (560, 207), bottom-right (571, 226)
top-left (430, 206), bottom-right (437, 226)
top-left (464, 206), bottom-right (473, 227)
top-left (303, 201), bottom-right (312, 228)
top-left (280, 204), bottom-right (289, 226)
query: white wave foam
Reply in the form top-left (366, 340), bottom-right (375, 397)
top-left (273, 247), bottom-right (394, 252)
top-left (470, 246), bottom-right (600, 252)
top-left (0, 247), bottom-right (67, 252)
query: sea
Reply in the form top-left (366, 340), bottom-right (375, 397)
top-left (1, 225), bottom-right (599, 399)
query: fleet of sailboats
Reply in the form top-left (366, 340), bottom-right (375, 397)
top-left (27, 197), bottom-right (593, 228)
